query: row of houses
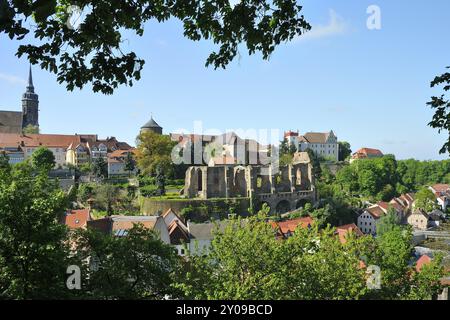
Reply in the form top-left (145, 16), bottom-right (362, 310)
top-left (62, 208), bottom-right (365, 256)
top-left (62, 208), bottom-right (450, 300)
top-left (0, 133), bottom-right (136, 177)
top-left (357, 185), bottom-right (449, 235)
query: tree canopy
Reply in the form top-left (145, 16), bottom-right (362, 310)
top-left (30, 147), bottom-right (56, 172)
top-left (72, 225), bottom-right (180, 299)
top-left (427, 67), bottom-right (450, 154)
top-left (338, 141), bottom-right (352, 162)
top-left (177, 214), bottom-right (446, 300)
top-left (136, 130), bottom-right (176, 176)
top-left (414, 187), bottom-right (438, 213)
top-left (1, 0), bottom-right (310, 94)
top-left (0, 161), bottom-right (70, 299)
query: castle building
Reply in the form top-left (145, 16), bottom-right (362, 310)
top-left (0, 66), bottom-right (39, 134)
top-left (285, 130), bottom-right (339, 162)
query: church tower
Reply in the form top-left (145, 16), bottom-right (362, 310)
top-left (22, 66), bottom-right (39, 129)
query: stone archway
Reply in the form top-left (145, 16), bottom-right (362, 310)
top-left (275, 200), bottom-right (291, 214)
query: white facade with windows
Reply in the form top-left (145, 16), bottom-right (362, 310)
top-left (285, 130), bottom-right (339, 162)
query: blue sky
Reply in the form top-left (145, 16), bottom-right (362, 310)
top-left (0, 0), bottom-right (449, 160)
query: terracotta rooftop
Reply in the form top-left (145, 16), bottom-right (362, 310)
top-left (0, 133), bottom-right (81, 148)
top-left (366, 205), bottom-right (385, 219)
top-left (352, 148), bottom-right (384, 159)
top-left (63, 209), bottom-right (91, 229)
top-left (270, 217), bottom-right (314, 236)
top-left (335, 223), bottom-right (364, 244)
top-left (416, 255), bottom-right (432, 273)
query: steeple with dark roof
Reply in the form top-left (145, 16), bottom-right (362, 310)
top-left (140, 115), bottom-right (163, 135)
top-left (22, 65), bottom-right (39, 129)
top-left (26, 65), bottom-right (35, 93)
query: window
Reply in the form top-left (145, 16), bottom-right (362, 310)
top-left (257, 176), bottom-right (263, 188)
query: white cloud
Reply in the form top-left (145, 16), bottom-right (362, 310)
top-left (297, 9), bottom-right (348, 41)
top-left (0, 73), bottom-right (26, 86)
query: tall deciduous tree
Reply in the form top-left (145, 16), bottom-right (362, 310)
top-left (136, 131), bottom-right (176, 177)
top-left (1, 0), bottom-right (310, 94)
top-left (338, 141), bottom-right (352, 161)
top-left (0, 162), bottom-right (71, 299)
top-left (92, 157), bottom-right (108, 179)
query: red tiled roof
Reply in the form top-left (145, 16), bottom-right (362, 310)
top-left (63, 209), bottom-right (91, 229)
top-left (109, 148), bottom-right (137, 158)
top-left (351, 148), bottom-right (384, 159)
top-left (271, 217), bottom-right (314, 236)
top-left (416, 255), bottom-right (432, 273)
top-left (377, 202), bottom-right (389, 212)
top-left (366, 205), bottom-right (385, 219)
top-left (431, 184), bottom-right (449, 193)
top-left (284, 130), bottom-right (299, 138)
top-left (0, 133), bottom-right (81, 148)
top-left (335, 223), bottom-right (364, 244)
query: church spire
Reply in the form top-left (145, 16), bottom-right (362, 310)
top-left (26, 65), bottom-right (34, 93)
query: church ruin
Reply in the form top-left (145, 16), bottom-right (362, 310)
top-left (183, 152), bottom-right (316, 214)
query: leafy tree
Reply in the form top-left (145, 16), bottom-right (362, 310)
top-left (338, 141), bottom-right (352, 161)
top-left (136, 131), bottom-right (176, 176)
top-left (414, 187), bottom-right (438, 212)
top-left (0, 162), bottom-right (71, 299)
top-left (124, 152), bottom-right (136, 177)
top-left (365, 226), bottom-right (414, 299)
top-left (0, 152), bottom-right (9, 171)
top-left (305, 148), bottom-right (322, 178)
top-left (1, 1), bottom-right (310, 94)
top-left (72, 225), bottom-right (181, 299)
top-left (427, 67), bottom-right (450, 154)
top-left (77, 183), bottom-right (94, 203)
top-left (95, 184), bottom-right (119, 216)
top-left (178, 214), bottom-right (368, 300)
top-left (92, 157), bottom-right (108, 179)
top-left (78, 162), bottom-right (92, 174)
top-left (376, 207), bottom-right (400, 237)
top-left (22, 124), bottom-right (40, 134)
top-left (30, 147), bottom-right (55, 172)
top-left (407, 254), bottom-right (445, 300)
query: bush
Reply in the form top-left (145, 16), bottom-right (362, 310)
top-left (140, 184), bottom-right (158, 197)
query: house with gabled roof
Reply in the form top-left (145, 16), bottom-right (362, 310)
top-left (407, 209), bottom-right (430, 230)
top-left (62, 209), bottom-right (92, 230)
top-left (269, 216), bottom-right (314, 239)
top-left (429, 184), bottom-right (450, 212)
top-left (350, 148), bottom-right (384, 163)
top-left (87, 215), bottom-right (170, 244)
top-left (357, 205), bottom-right (386, 235)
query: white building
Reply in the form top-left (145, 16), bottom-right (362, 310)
top-left (429, 184), bottom-right (450, 212)
top-left (186, 220), bottom-right (229, 256)
top-left (357, 205), bottom-right (386, 235)
top-left (285, 130), bottom-right (339, 162)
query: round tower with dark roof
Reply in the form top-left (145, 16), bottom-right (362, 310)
top-left (140, 115), bottom-right (162, 135)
